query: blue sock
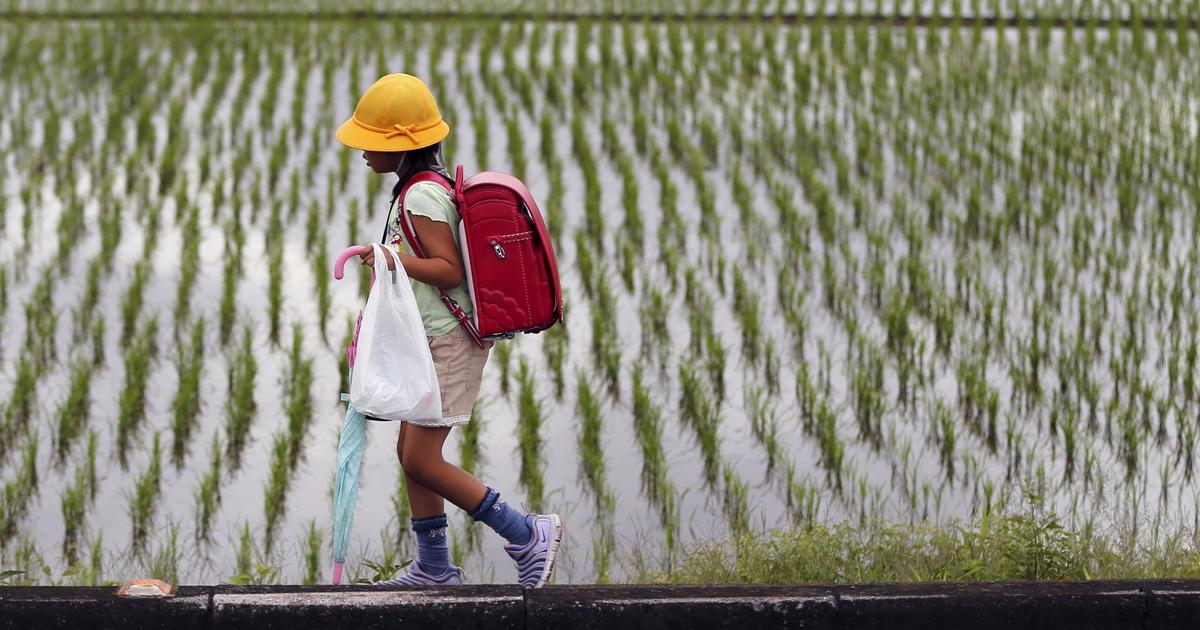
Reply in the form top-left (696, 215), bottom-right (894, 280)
top-left (469, 487), bottom-right (533, 546)
top-left (412, 514), bottom-right (451, 574)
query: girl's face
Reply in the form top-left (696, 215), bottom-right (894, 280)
top-left (362, 150), bottom-right (405, 174)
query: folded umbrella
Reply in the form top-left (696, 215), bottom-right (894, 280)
top-left (330, 245), bottom-right (373, 585)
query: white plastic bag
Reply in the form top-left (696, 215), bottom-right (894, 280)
top-left (349, 244), bottom-right (442, 421)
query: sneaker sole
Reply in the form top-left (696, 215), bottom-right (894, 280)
top-left (533, 514), bottom-right (564, 588)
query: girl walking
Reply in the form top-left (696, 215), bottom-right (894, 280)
top-left (337, 73), bottom-right (563, 587)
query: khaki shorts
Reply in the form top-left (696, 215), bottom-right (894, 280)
top-left (408, 325), bottom-right (493, 427)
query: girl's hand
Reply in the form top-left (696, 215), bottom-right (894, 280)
top-left (358, 244), bottom-right (398, 271)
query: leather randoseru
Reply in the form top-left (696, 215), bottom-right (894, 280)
top-left (398, 166), bottom-right (563, 347)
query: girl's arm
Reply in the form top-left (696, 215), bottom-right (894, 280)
top-left (359, 215), bottom-right (464, 290)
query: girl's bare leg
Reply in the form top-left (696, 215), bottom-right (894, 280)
top-left (398, 422), bottom-right (489, 519)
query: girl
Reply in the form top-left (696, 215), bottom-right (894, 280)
top-left (336, 73), bottom-right (563, 588)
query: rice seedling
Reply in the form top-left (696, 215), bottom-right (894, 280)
top-left (225, 325), bottom-right (258, 471)
top-left (60, 466), bottom-right (90, 564)
top-left (0, 433), bottom-right (39, 546)
top-left (90, 316), bottom-right (105, 367)
top-left (516, 358), bottom-right (545, 512)
top-left (302, 521), bottom-right (322, 585)
top-left (116, 317), bottom-right (158, 468)
top-left (194, 433), bottom-right (222, 543)
top-left (446, 392), bottom-right (480, 482)
top-left (170, 317), bottom-right (205, 468)
top-left (262, 431), bottom-right (291, 553)
top-left (575, 373), bottom-right (611, 512)
top-left (314, 238), bottom-right (331, 343)
top-left (284, 323), bottom-right (315, 470)
top-left (172, 208), bottom-right (202, 330)
top-left (119, 262), bottom-right (148, 348)
top-left (53, 358), bottom-right (92, 464)
top-left (494, 340), bottom-right (513, 398)
top-left (678, 362), bottom-right (721, 488)
top-left (129, 432), bottom-right (163, 553)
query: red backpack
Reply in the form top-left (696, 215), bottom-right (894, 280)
top-left (396, 166), bottom-right (563, 348)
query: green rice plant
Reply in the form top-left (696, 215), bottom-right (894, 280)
top-left (267, 244), bottom-right (283, 347)
top-left (721, 464), bottom-right (750, 537)
top-left (90, 316), bottom-right (105, 367)
top-left (574, 230), bottom-right (596, 299)
top-left (494, 340), bottom-right (513, 398)
top-left (516, 359), bottom-right (545, 512)
top-left (263, 431), bottom-right (291, 553)
top-left (218, 227), bottom-right (239, 346)
top-left (129, 432), bottom-right (162, 553)
top-left (815, 398), bottom-right (844, 490)
top-left (172, 208), bottom-right (201, 329)
top-left (678, 361), bottom-right (721, 488)
top-left (543, 322), bottom-right (567, 400)
top-left (618, 154), bottom-right (643, 253)
top-left (225, 325), bottom-right (258, 471)
top-left (194, 433), bottom-right (222, 543)
top-left (141, 202), bottom-right (162, 261)
top-left (53, 358), bottom-right (92, 464)
top-left (473, 101), bottom-right (489, 170)
top-left (0, 357), bottom-right (35, 458)
top-left (458, 399), bottom-right (486, 476)
top-left (575, 373), bottom-right (611, 512)
top-left (170, 317), bottom-right (205, 468)
top-left (74, 258), bottom-right (101, 340)
top-left (631, 364), bottom-right (669, 503)
top-left (314, 235), bottom-right (331, 344)
top-left (302, 521), bottom-right (323, 585)
top-left (638, 284), bottom-right (670, 370)
top-left (505, 107), bottom-right (526, 181)
top-left (284, 323), bottom-right (315, 470)
top-left (745, 384), bottom-right (784, 483)
top-left (116, 317), bottom-right (158, 468)
top-left (0, 432), bottom-right (39, 546)
top-left (60, 467), bottom-right (90, 564)
top-left (119, 261), bottom-right (148, 347)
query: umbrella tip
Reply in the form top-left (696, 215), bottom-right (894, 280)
top-left (332, 561), bottom-right (344, 585)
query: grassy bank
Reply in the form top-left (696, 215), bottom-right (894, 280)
top-left (636, 509), bottom-right (1200, 584)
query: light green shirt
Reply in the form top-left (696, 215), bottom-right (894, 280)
top-left (385, 180), bottom-right (474, 337)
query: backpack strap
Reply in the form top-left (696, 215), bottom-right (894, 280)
top-left (396, 171), bottom-right (486, 350)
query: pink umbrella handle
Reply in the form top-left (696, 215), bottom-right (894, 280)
top-left (333, 245), bottom-right (373, 280)
top-left (332, 561), bottom-right (344, 585)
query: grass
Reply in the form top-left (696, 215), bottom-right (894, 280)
top-left (639, 495), bottom-right (1200, 584)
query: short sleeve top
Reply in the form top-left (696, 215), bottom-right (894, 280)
top-left (384, 180), bottom-right (474, 337)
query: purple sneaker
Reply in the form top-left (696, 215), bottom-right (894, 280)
top-left (505, 513), bottom-right (563, 588)
top-left (375, 559), bottom-right (464, 587)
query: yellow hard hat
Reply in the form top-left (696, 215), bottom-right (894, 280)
top-left (336, 73), bottom-right (450, 152)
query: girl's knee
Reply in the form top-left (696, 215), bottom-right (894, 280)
top-left (400, 449), bottom-right (440, 485)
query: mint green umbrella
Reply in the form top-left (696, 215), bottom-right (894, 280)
top-left (331, 245), bottom-right (373, 585)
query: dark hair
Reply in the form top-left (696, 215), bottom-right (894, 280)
top-left (391, 142), bottom-right (450, 200)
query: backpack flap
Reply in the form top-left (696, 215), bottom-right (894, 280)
top-left (456, 171), bottom-right (563, 337)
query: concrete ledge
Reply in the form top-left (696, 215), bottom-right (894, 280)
top-left (2, 581), bottom-right (1199, 629)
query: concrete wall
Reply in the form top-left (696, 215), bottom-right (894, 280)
top-left (3, 581), bottom-right (1200, 629)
